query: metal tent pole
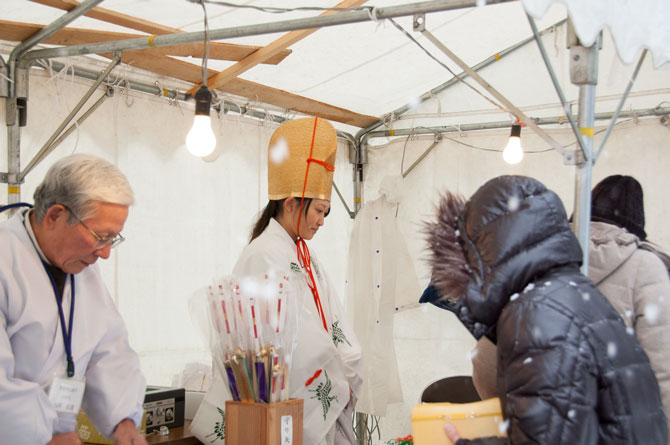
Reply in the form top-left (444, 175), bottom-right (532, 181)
top-left (594, 50), bottom-right (647, 162)
top-left (527, 15), bottom-right (586, 159)
top-left (355, 18), bottom-right (568, 140)
top-left (569, 24), bottom-right (600, 274)
top-left (419, 27), bottom-right (568, 156)
top-left (20, 55), bottom-right (120, 181)
top-left (22, 0), bottom-right (515, 62)
top-left (4, 0), bottom-right (105, 204)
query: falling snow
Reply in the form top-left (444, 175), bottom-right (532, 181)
top-left (498, 419), bottom-right (510, 434)
top-left (507, 195), bottom-right (520, 212)
top-left (644, 303), bottom-right (660, 325)
top-left (626, 326), bottom-right (635, 335)
top-left (455, 230), bottom-right (460, 237)
top-left (269, 137), bottom-right (289, 164)
top-left (532, 327), bottom-right (542, 339)
top-left (524, 283), bottom-right (535, 293)
top-left (544, 281), bottom-right (552, 287)
top-left (468, 349), bottom-right (479, 360)
top-left (569, 281), bottom-right (577, 287)
top-left (607, 342), bottom-right (618, 358)
top-left (239, 276), bottom-right (260, 297)
top-left (523, 357), bottom-right (533, 365)
top-left (510, 293), bottom-right (520, 301)
top-left (581, 292), bottom-right (591, 301)
top-left (407, 95), bottom-right (422, 109)
top-left (568, 409), bottom-right (576, 419)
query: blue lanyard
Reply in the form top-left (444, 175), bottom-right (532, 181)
top-left (42, 262), bottom-right (76, 378)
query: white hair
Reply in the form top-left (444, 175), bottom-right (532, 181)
top-left (33, 154), bottom-right (134, 223)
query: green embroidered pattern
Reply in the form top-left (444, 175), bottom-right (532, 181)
top-left (290, 262), bottom-right (302, 273)
top-left (205, 407), bottom-right (226, 443)
top-left (331, 320), bottom-right (352, 347)
top-left (309, 370), bottom-right (338, 420)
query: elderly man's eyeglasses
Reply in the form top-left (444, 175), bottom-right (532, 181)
top-left (61, 205), bottom-right (125, 249)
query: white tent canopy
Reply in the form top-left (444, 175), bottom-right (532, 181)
top-left (2, 0), bottom-right (670, 442)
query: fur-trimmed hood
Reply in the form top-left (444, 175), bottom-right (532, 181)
top-left (427, 175), bottom-right (583, 338)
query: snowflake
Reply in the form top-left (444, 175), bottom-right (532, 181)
top-left (498, 419), bottom-right (510, 434)
top-left (607, 342), bottom-right (618, 358)
top-left (507, 195), bottom-right (520, 212)
top-left (644, 303), bottom-right (660, 325)
top-left (269, 137), bottom-right (289, 164)
top-left (510, 293), bottom-right (520, 301)
top-left (531, 327), bottom-right (542, 339)
top-left (523, 357), bottom-right (533, 365)
top-left (523, 283), bottom-right (535, 293)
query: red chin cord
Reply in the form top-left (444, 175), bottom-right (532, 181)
top-left (295, 117), bottom-right (333, 333)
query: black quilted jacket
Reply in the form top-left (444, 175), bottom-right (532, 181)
top-left (442, 176), bottom-right (668, 444)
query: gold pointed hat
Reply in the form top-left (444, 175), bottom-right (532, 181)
top-left (268, 117), bottom-right (337, 201)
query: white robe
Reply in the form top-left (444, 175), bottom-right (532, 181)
top-left (345, 191), bottom-right (421, 416)
top-left (0, 210), bottom-right (146, 445)
top-left (233, 218), bottom-right (364, 445)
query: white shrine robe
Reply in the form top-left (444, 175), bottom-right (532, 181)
top-left (233, 218), bottom-right (363, 445)
top-left (0, 210), bottom-right (146, 444)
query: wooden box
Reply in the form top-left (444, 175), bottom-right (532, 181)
top-left (225, 399), bottom-right (303, 445)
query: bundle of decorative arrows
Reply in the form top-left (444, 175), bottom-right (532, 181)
top-left (206, 274), bottom-right (298, 404)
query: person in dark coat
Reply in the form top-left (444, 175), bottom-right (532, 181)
top-left (424, 175), bottom-right (667, 444)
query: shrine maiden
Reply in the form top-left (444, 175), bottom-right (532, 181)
top-left (233, 118), bottom-right (363, 444)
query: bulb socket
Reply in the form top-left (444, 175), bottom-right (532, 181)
top-left (194, 86), bottom-right (212, 117)
top-left (510, 124), bottom-right (521, 138)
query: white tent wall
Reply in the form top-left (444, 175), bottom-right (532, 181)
top-left (361, 119), bottom-right (670, 439)
top-left (0, 68), bottom-right (355, 389)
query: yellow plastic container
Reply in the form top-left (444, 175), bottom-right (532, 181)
top-left (411, 397), bottom-right (506, 445)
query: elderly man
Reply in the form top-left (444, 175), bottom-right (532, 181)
top-left (0, 154), bottom-right (146, 445)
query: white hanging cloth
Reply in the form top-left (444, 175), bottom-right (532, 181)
top-left (345, 175), bottom-right (421, 416)
top-left (522, 0), bottom-right (670, 69)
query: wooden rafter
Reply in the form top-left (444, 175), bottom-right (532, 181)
top-left (0, 20), bottom-right (290, 64)
top-left (113, 51), bottom-right (378, 128)
top-left (23, 0), bottom-right (380, 127)
top-left (188, 0), bottom-right (369, 95)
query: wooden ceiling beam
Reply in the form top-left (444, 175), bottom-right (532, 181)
top-left (29, 0), bottom-right (195, 35)
top-left (23, 2), bottom-right (291, 63)
top-left (114, 51), bottom-right (377, 128)
top-left (22, 1), bottom-right (379, 127)
top-left (0, 20), bottom-right (290, 64)
top-left (189, 0), bottom-right (368, 95)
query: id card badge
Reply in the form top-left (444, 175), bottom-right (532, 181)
top-left (48, 375), bottom-right (86, 414)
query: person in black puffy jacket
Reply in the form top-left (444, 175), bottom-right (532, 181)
top-left (424, 175), bottom-right (667, 444)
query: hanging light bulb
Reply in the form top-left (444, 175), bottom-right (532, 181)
top-left (186, 86), bottom-right (216, 157)
top-left (503, 124), bottom-right (523, 164)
